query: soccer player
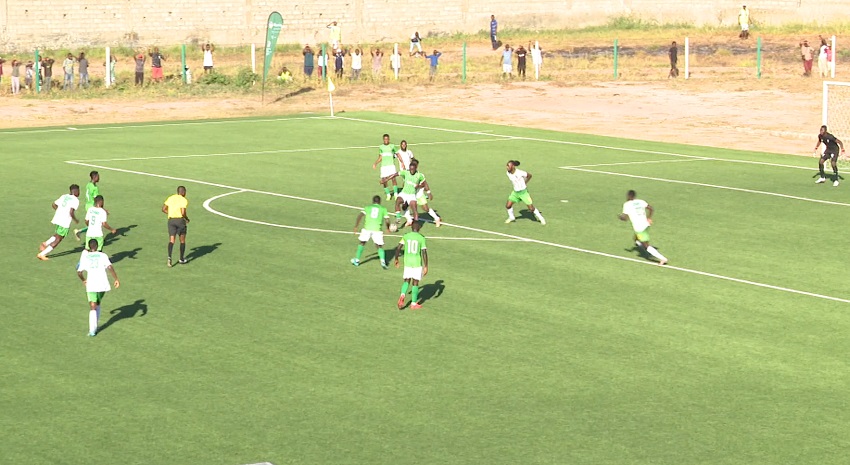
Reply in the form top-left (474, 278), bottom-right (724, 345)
top-left (162, 186), bottom-right (190, 267)
top-left (505, 160), bottom-right (546, 225)
top-left (84, 195), bottom-right (117, 251)
top-left (74, 171), bottom-right (100, 241)
top-left (351, 195), bottom-right (391, 269)
top-left (77, 238), bottom-right (120, 337)
top-left (37, 184), bottom-right (80, 261)
top-left (372, 133), bottom-right (402, 200)
top-left (814, 125), bottom-right (846, 186)
top-left (618, 190), bottom-right (668, 266)
top-left (394, 221), bottom-right (428, 310)
top-left (388, 159), bottom-right (428, 225)
top-left (397, 139), bottom-right (414, 172)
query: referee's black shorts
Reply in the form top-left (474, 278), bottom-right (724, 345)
top-left (168, 218), bottom-right (187, 236)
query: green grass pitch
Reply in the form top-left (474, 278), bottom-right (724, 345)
top-left (3, 112), bottom-right (850, 465)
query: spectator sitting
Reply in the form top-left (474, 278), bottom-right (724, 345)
top-left (278, 66), bottom-right (293, 82)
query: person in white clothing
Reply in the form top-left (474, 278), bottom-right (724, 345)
top-left (38, 184), bottom-right (81, 261)
top-left (818, 38), bottom-right (829, 77)
top-left (505, 160), bottom-right (545, 225)
top-left (397, 140), bottom-right (414, 171)
top-left (202, 43), bottom-right (215, 73)
top-left (77, 239), bottom-right (120, 337)
top-left (350, 48), bottom-right (363, 80)
top-left (410, 32), bottom-right (423, 55)
top-left (618, 190), bottom-right (668, 265)
top-left (84, 195), bottom-right (117, 252)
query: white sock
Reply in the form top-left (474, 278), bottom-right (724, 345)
top-left (646, 246), bottom-right (667, 262)
top-left (403, 211), bottom-right (413, 221)
top-left (429, 210), bottom-right (440, 221)
top-left (507, 207), bottom-right (515, 219)
top-left (89, 309), bottom-right (98, 333)
top-left (635, 240), bottom-right (643, 247)
top-left (534, 210), bottom-right (545, 220)
top-left (38, 246), bottom-right (54, 257)
top-left (43, 236), bottom-right (56, 246)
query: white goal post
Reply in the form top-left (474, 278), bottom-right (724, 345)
top-left (823, 81), bottom-right (850, 142)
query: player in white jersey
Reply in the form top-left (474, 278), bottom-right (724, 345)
top-left (397, 140), bottom-right (414, 172)
top-left (618, 190), bottom-right (668, 265)
top-left (505, 160), bottom-right (545, 225)
top-left (37, 184), bottom-right (81, 261)
top-left (76, 238), bottom-right (120, 336)
top-left (84, 195), bottom-right (117, 252)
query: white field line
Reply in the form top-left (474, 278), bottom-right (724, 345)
top-left (67, 159), bottom-right (850, 304)
top-left (0, 115), bottom-right (332, 135)
top-left (562, 158), bottom-right (713, 168)
top-left (71, 138), bottom-right (501, 163)
top-left (338, 116), bottom-right (818, 173)
top-left (202, 191), bottom-right (522, 242)
top-left (559, 166), bottom-right (850, 207)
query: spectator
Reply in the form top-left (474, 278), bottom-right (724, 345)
top-left (738, 5), bottom-right (749, 40)
top-left (327, 21), bottom-right (342, 50)
top-left (423, 49), bottom-right (442, 82)
top-left (351, 48), bottom-right (363, 80)
top-left (390, 48), bottom-right (402, 79)
top-left (184, 66), bottom-right (192, 84)
top-left (0, 57), bottom-right (5, 88)
top-left (668, 41), bottom-right (679, 78)
top-left (134, 53), bottom-right (146, 86)
top-left (490, 15), bottom-right (499, 50)
top-left (827, 43), bottom-right (835, 77)
top-left (62, 53), bottom-right (75, 90)
top-left (278, 66), bottom-right (292, 83)
top-left (104, 54), bottom-right (117, 85)
top-left (303, 45), bottom-right (315, 78)
top-left (78, 52), bottom-right (89, 88)
top-left (202, 43), bottom-right (215, 74)
top-left (410, 32), bottom-right (423, 56)
top-left (148, 47), bottom-right (165, 83)
top-left (41, 56), bottom-right (55, 91)
top-left (818, 38), bottom-right (829, 78)
top-left (317, 48), bottom-right (326, 79)
top-left (371, 48), bottom-right (384, 77)
top-left (10, 59), bottom-right (21, 94)
top-left (24, 61), bottom-right (34, 90)
top-left (334, 48), bottom-right (345, 79)
top-left (515, 45), bottom-right (528, 79)
top-left (500, 44), bottom-right (513, 79)
top-left (800, 39), bottom-right (814, 77)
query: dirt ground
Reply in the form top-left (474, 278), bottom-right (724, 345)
top-left (0, 78), bottom-right (823, 156)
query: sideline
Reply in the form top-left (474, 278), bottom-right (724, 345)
top-left (0, 115), bottom-right (331, 135)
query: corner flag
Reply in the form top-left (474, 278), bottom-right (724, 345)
top-left (327, 75), bottom-right (336, 93)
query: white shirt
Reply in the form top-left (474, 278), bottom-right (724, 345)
top-left (820, 45), bottom-right (828, 58)
top-left (85, 207), bottom-right (108, 237)
top-left (506, 169), bottom-right (529, 191)
top-left (79, 250), bottom-right (113, 293)
top-left (203, 50), bottom-right (214, 67)
top-left (622, 199), bottom-right (650, 233)
top-left (351, 53), bottom-right (362, 70)
top-left (51, 194), bottom-right (79, 228)
top-left (398, 149), bottom-right (414, 171)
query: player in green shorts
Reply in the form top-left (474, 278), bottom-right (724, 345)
top-left (351, 195), bottom-right (391, 269)
top-left (37, 184), bottom-right (81, 261)
top-left (372, 134), bottom-right (402, 201)
top-left (394, 221), bottom-right (428, 310)
top-left (505, 160), bottom-right (546, 225)
top-left (84, 195), bottom-right (117, 252)
top-left (77, 238), bottom-right (120, 336)
top-left (75, 171), bottom-right (100, 241)
top-left (618, 190), bottom-right (668, 265)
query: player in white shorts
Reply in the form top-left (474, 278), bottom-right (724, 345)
top-left (373, 133), bottom-right (403, 200)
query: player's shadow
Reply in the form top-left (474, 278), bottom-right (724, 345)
top-left (418, 279), bottom-right (445, 303)
top-left (104, 224), bottom-right (138, 247)
top-left (111, 247), bottom-right (142, 263)
top-left (97, 299), bottom-right (148, 334)
top-left (360, 247), bottom-right (397, 266)
top-left (184, 242), bottom-right (222, 263)
top-left (48, 243), bottom-right (86, 259)
top-left (517, 210), bottom-right (538, 222)
top-left (626, 245), bottom-right (657, 261)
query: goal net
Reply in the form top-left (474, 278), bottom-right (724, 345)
top-left (823, 81), bottom-right (850, 143)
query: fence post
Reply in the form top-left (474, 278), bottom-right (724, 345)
top-left (684, 37), bottom-right (689, 79)
top-left (613, 39), bottom-right (619, 79)
top-left (462, 42), bottom-right (467, 83)
top-left (251, 43), bottom-right (257, 74)
top-left (757, 37), bottom-right (762, 78)
top-left (831, 35), bottom-right (836, 78)
top-left (35, 49), bottom-right (41, 93)
top-left (181, 45), bottom-right (187, 83)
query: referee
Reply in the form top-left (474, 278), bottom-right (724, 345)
top-left (162, 186), bottom-right (190, 267)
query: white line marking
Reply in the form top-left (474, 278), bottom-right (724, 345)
top-left (560, 166), bottom-right (850, 207)
top-left (71, 138), bottom-right (501, 163)
top-left (202, 190), bottom-right (522, 242)
top-left (562, 158), bottom-right (713, 168)
top-left (337, 116), bottom-right (817, 173)
top-left (67, 159), bottom-right (850, 304)
top-left (0, 115), bottom-right (332, 135)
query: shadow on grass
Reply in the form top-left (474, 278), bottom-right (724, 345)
top-left (184, 242), bottom-right (222, 263)
top-left (104, 224), bottom-right (139, 247)
top-left (98, 299), bottom-right (148, 334)
top-left (111, 247), bottom-right (142, 263)
top-left (271, 86), bottom-right (315, 103)
top-left (419, 279), bottom-right (445, 303)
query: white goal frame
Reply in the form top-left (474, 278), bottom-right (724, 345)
top-left (822, 81), bottom-right (850, 141)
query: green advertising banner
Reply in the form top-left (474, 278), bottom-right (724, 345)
top-left (262, 11), bottom-right (284, 101)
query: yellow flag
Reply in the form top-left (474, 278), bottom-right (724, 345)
top-left (327, 75), bottom-right (336, 93)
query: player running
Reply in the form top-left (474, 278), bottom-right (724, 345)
top-left (37, 184), bottom-right (81, 261)
top-left (394, 221), bottom-right (428, 310)
top-left (351, 195), bottom-right (391, 269)
top-left (74, 171), bottom-right (100, 240)
top-left (814, 125), bottom-right (846, 186)
top-left (387, 159), bottom-right (440, 226)
top-left (505, 160), bottom-right (546, 225)
top-left (372, 133), bottom-right (402, 200)
top-left (76, 238), bottom-right (120, 337)
top-left (618, 190), bottom-right (668, 265)
top-left (84, 195), bottom-right (117, 252)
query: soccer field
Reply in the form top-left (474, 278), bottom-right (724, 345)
top-left (4, 112), bottom-right (850, 465)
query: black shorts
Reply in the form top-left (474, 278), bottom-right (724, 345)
top-left (821, 150), bottom-right (838, 161)
top-left (168, 218), bottom-right (187, 236)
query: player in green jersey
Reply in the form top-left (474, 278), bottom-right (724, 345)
top-left (351, 195), bottom-right (391, 268)
top-left (74, 171), bottom-right (100, 241)
top-left (386, 159), bottom-right (442, 227)
top-left (372, 133), bottom-right (402, 200)
top-left (394, 221), bottom-right (428, 310)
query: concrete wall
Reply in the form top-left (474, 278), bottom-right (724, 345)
top-left (0, 0), bottom-right (846, 50)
